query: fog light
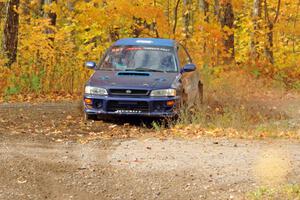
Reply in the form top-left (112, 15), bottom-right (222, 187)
top-left (166, 100), bottom-right (175, 107)
top-left (84, 98), bottom-right (93, 105)
top-left (95, 101), bottom-right (102, 109)
top-left (86, 105), bottom-right (93, 109)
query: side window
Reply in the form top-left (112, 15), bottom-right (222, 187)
top-left (177, 45), bottom-right (190, 68)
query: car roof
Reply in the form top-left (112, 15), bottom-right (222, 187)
top-left (113, 38), bottom-right (176, 47)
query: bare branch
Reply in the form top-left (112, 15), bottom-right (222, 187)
top-left (173, 0), bottom-right (181, 35)
top-left (264, 0), bottom-right (270, 23)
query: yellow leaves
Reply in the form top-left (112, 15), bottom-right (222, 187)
top-left (0, 0), bottom-right (299, 97)
top-left (19, 19), bottom-right (54, 59)
top-left (222, 25), bottom-right (234, 35)
top-left (42, 1), bottom-right (57, 13)
top-left (0, 64), bottom-right (10, 94)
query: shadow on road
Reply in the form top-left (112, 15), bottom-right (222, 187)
top-left (96, 115), bottom-right (173, 129)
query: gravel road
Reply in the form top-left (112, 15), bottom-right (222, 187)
top-left (1, 135), bottom-right (300, 200)
top-left (0, 102), bottom-right (299, 200)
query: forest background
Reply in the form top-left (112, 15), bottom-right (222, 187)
top-left (0, 0), bottom-right (299, 100)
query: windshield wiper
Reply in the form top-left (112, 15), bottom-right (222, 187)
top-left (126, 68), bottom-right (165, 73)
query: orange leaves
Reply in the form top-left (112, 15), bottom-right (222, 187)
top-left (0, 65), bottom-right (10, 95)
top-left (1, 0), bottom-right (300, 98)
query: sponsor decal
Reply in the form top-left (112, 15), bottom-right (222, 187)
top-left (143, 47), bottom-right (171, 52)
top-left (112, 46), bottom-right (171, 52)
top-left (115, 110), bottom-right (142, 114)
top-left (125, 47), bottom-right (143, 51)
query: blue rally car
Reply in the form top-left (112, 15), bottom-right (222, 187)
top-left (83, 38), bottom-right (203, 119)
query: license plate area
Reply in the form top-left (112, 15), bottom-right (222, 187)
top-left (107, 100), bottom-right (149, 113)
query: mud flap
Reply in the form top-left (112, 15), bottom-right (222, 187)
top-left (182, 71), bottom-right (203, 108)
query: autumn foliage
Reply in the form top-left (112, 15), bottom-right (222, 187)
top-left (0, 0), bottom-right (299, 98)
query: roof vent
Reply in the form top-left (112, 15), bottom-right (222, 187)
top-left (136, 40), bottom-right (153, 44)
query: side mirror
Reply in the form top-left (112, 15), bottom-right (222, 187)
top-left (182, 63), bottom-right (196, 73)
top-left (85, 61), bottom-right (97, 69)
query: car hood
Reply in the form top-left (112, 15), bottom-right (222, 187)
top-left (88, 71), bottom-right (179, 89)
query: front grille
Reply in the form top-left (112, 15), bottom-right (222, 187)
top-left (109, 89), bottom-right (149, 96)
top-left (107, 100), bottom-right (149, 112)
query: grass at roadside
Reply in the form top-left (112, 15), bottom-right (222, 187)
top-left (248, 185), bottom-right (300, 200)
top-left (1, 69), bottom-right (299, 140)
top-left (169, 104), bottom-right (299, 140)
top-left (159, 71), bottom-right (300, 139)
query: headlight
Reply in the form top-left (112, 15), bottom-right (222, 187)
top-left (85, 86), bottom-right (108, 95)
top-left (150, 89), bottom-right (176, 97)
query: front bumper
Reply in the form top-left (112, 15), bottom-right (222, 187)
top-left (84, 95), bottom-right (179, 117)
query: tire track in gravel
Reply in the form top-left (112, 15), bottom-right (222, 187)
top-left (0, 136), bottom-right (300, 200)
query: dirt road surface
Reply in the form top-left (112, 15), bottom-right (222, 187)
top-left (0, 103), bottom-right (300, 200)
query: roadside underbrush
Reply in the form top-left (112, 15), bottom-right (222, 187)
top-left (248, 185), bottom-right (300, 200)
top-left (1, 68), bottom-right (299, 140)
top-left (167, 71), bottom-right (300, 139)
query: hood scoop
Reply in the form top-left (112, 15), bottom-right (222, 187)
top-left (99, 76), bottom-right (110, 80)
top-left (117, 72), bottom-right (150, 77)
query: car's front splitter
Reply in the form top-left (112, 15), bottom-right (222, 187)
top-left (83, 95), bottom-right (179, 118)
top-left (85, 109), bottom-right (177, 117)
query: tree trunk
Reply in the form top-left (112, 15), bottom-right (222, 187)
top-left (41, 0), bottom-right (57, 26)
top-left (39, 0), bottom-right (57, 42)
top-left (292, 0), bottom-right (300, 53)
top-left (173, 0), bottom-right (181, 35)
top-left (183, 0), bottom-right (192, 38)
top-left (199, 0), bottom-right (209, 53)
top-left (250, 0), bottom-right (262, 60)
top-left (214, 0), bottom-right (220, 18)
top-left (165, 0), bottom-right (170, 28)
top-left (199, 0), bottom-right (209, 22)
top-left (218, 0), bottom-right (235, 63)
top-left (265, 23), bottom-right (274, 64)
top-left (0, 2), bottom-right (5, 20)
top-left (263, 0), bottom-right (281, 64)
top-left (2, 0), bottom-right (20, 66)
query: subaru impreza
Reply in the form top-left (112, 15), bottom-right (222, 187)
top-left (83, 38), bottom-right (203, 119)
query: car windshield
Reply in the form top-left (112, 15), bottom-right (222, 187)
top-left (99, 46), bottom-right (178, 72)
